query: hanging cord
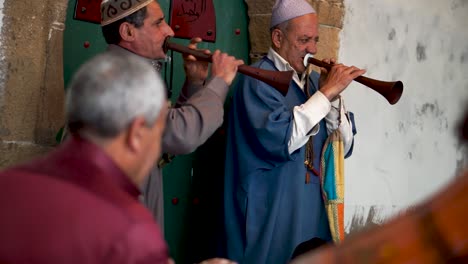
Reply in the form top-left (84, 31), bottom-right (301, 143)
top-left (165, 4), bottom-right (174, 100)
top-left (169, 49), bottom-right (174, 99)
top-left (304, 63), bottom-right (319, 183)
top-left (164, 57), bottom-right (169, 90)
top-left (162, 53), bottom-right (173, 100)
top-left (304, 63), bottom-right (314, 98)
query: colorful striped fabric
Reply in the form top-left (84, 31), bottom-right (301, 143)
top-left (320, 129), bottom-right (345, 243)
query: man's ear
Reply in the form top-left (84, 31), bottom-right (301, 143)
top-left (271, 28), bottom-right (283, 49)
top-left (126, 117), bottom-right (147, 153)
top-left (119, 22), bottom-right (135, 42)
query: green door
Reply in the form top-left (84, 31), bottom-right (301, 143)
top-left (63, 1), bottom-right (249, 263)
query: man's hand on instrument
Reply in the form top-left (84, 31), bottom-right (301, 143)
top-left (183, 37), bottom-right (210, 86)
top-left (318, 58), bottom-right (336, 90)
top-left (319, 58), bottom-right (366, 101)
top-left (211, 50), bottom-right (244, 86)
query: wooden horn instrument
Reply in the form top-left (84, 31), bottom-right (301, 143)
top-left (305, 55), bottom-right (404, 105)
top-left (163, 37), bottom-right (293, 95)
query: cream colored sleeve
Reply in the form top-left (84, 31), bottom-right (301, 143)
top-left (288, 91), bottom-right (331, 154)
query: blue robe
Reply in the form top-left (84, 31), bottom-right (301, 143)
top-left (224, 57), bottom-right (348, 264)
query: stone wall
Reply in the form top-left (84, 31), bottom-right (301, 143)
top-left (0, 0), bottom-right (68, 168)
top-left (245, 0), bottom-right (344, 63)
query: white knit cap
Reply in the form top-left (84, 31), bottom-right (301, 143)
top-left (270, 0), bottom-right (316, 28)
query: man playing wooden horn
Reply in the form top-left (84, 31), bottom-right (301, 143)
top-left (100, 0), bottom-right (243, 236)
top-left (223, 0), bottom-right (366, 263)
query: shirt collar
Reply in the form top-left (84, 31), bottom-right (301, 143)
top-left (267, 48), bottom-right (307, 89)
top-left (108, 44), bottom-right (162, 73)
top-left (68, 135), bottom-right (142, 199)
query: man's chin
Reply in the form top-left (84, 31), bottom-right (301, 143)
top-left (295, 65), bottom-right (306, 75)
top-left (156, 52), bottom-right (171, 62)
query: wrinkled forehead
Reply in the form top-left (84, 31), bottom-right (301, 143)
top-left (287, 14), bottom-right (318, 37)
top-left (146, 1), bottom-right (165, 20)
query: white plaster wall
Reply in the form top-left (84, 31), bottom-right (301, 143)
top-left (341, 0), bottom-right (468, 233)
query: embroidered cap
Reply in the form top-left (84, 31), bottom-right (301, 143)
top-left (101, 0), bottom-right (154, 26)
top-left (270, 0), bottom-right (316, 28)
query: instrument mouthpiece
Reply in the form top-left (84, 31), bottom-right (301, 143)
top-left (303, 53), bottom-right (314, 67)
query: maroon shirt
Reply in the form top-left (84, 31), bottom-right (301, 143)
top-left (0, 136), bottom-right (169, 264)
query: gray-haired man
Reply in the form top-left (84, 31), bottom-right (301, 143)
top-left (0, 53), bottom-right (171, 263)
top-left (223, 0), bottom-right (365, 263)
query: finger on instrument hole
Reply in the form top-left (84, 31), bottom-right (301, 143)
top-left (348, 66), bottom-right (366, 78)
top-left (188, 37), bottom-right (202, 50)
top-left (186, 54), bottom-right (197, 61)
top-left (322, 58), bottom-right (331, 64)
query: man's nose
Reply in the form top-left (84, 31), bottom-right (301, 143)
top-left (165, 23), bottom-right (175, 37)
top-left (306, 42), bottom-right (317, 55)
top-left (162, 22), bottom-right (174, 37)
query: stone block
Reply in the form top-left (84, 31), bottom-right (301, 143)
top-left (316, 26), bottom-right (341, 60)
top-left (0, 141), bottom-right (53, 169)
top-left (313, 0), bottom-right (345, 28)
top-left (35, 21), bottom-right (66, 146)
top-left (248, 14), bottom-right (272, 54)
top-left (245, 0), bottom-right (276, 15)
top-left (0, 0), bottom-right (67, 146)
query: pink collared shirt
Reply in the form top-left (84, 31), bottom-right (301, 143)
top-left (0, 135), bottom-right (169, 264)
